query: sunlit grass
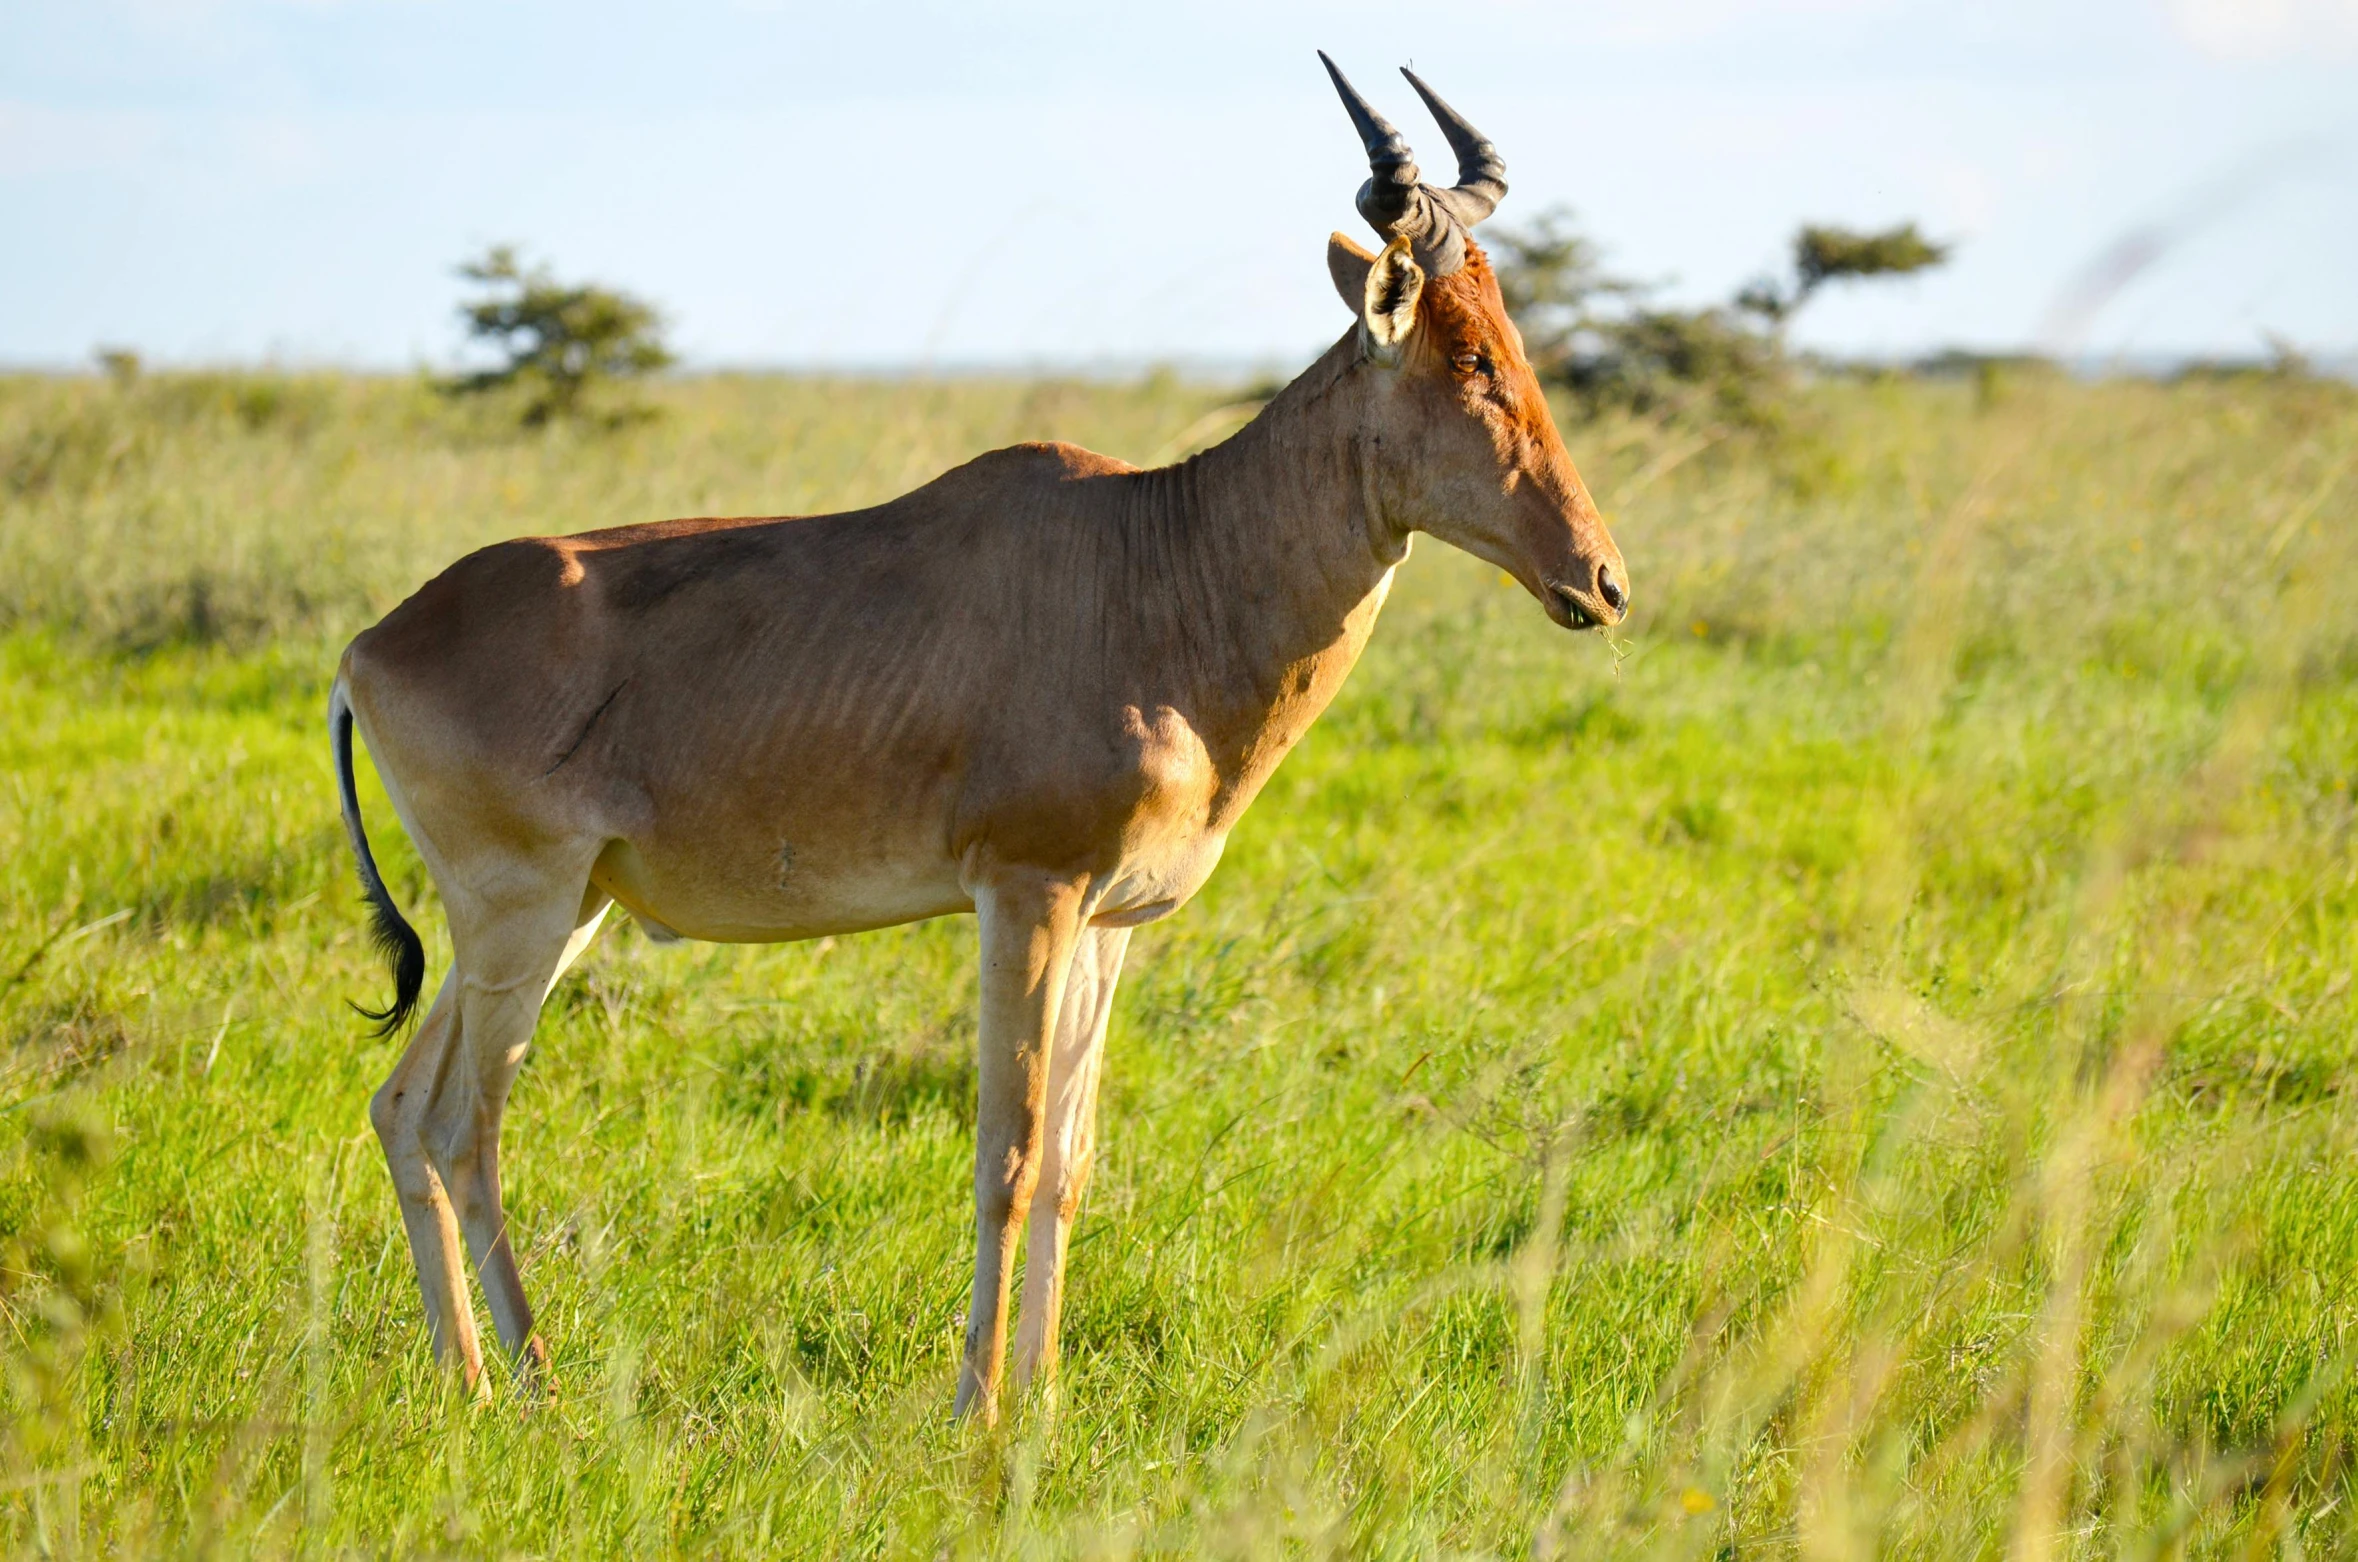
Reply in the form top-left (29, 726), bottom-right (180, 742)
top-left (0, 368), bottom-right (2353, 1555)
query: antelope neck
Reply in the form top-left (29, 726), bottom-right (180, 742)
top-left (1123, 337), bottom-right (1402, 679)
top-left (1068, 334), bottom-right (1406, 811)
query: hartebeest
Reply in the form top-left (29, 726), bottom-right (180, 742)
top-left (333, 55), bottom-right (1627, 1419)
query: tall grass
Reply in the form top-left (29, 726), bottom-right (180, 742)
top-left (0, 367), bottom-right (2353, 1555)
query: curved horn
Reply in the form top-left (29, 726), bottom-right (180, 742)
top-left (1400, 66), bottom-right (1506, 228)
top-left (1318, 51), bottom-right (1421, 236)
top-left (1318, 53), bottom-right (1504, 275)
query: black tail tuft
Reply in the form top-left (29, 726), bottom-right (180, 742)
top-left (334, 693), bottom-right (425, 1038)
top-left (352, 885), bottom-right (426, 1038)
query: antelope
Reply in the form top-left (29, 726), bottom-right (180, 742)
top-left (332, 54), bottom-right (1628, 1420)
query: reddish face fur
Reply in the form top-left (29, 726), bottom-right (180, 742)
top-left (1354, 241), bottom-right (1629, 630)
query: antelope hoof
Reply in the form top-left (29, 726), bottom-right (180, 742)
top-left (516, 1335), bottom-right (556, 1410)
top-left (952, 1371), bottom-right (998, 1427)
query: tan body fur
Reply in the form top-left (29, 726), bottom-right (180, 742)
top-left (336, 238), bottom-right (1626, 1417)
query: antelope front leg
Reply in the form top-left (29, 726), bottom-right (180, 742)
top-left (955, 868), bottom-right (1088, 1424)
top-left (1011, 925), bottom-right (1130, 1399)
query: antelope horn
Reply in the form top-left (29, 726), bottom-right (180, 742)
top-left (1318, 52), bottom-right (1505, 276)
top-left (1400, 66), bottom-right (1506, 228)
top-left (1318, 51), bottom-right (1421, 237)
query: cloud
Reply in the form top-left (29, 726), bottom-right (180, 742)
top-left (2165, 0), bottom-right (2358, 59)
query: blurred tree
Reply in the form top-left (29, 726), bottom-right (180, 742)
top-left (1487, 207), bottom-right (1635, 361)
top-left (445, 246), bottom-right (673, 426)
top-left (1737, 222), bottom-right (1951, 325)
top-left (1490, 209), bottom-right (1950, 429)
top-left (93, 348), bottom-right (141, 386)
top-left (1563, 305), bottom-right (1789, 427)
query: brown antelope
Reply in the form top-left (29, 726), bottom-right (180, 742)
top-left (332, 54), bottom-right (1627, 1420)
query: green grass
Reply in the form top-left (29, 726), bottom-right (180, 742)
top-left (0, 367), bottom-right (2355, 1556)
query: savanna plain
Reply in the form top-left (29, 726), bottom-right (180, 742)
top-left (0, 363), bottom-right (2354, 1558)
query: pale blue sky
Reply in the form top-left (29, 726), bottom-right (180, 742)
top-left (4, 0), bottom-right (2353, 369)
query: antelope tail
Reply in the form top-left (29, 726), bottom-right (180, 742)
top-left (331, 680), bottom-right (424, 1036)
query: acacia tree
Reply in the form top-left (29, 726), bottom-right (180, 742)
top-left (1736, 222), bottom-right (1951, 325)
top-left (446, 246), bottom-right (673, 425)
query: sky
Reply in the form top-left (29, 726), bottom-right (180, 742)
top-left (3, 0), bottom-right (2354, 371)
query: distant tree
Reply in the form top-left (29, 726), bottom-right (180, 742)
top-left (1487, 207), bottom-right (1635, 358)
top-left (93, 348), bottom-right (142, 386)
top-left (1564, 304), bottom-right (1789, 427)
top-left (1737, 222), bottom-right (1951, 325)
top-left (1487, 208), bottom-right (1785, 426)
top-left (445, 246), bottom-right (673, 426)
top-left (1489, 209), bottom-right (1951, 428)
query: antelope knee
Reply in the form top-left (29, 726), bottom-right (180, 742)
top-left (978, 1161), bottom-right (1042, 1229)
top-left (368, 1080), bottom-right (436, 1165)
top-left (369, 1086), bottom-right (445, 1202)
top-left (367, 1080), bottom-right (403, 1145)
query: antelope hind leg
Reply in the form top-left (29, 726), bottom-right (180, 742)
top-left (370, 969), bottom-right (486, 1388)
top-left (954, 868), bottom-right (1088, 1424)
top-left (1011, 924), bottom-right (1130, 1399)
top-left (425, 878), bottom-right (610, 1393)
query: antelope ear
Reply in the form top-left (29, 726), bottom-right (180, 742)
top-left (1327, 231), bottom-right (1377, 311)
top-left (1359, 235), bottom-right (1424, 364)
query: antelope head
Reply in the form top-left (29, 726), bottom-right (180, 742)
top-left (1320, 53), bottom-right (1629, 632)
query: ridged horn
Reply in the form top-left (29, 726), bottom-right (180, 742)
top-left (1318, 52), bottom-right (1506, 276)
top-left (1400, 66), bottom-right (1506, 228)
top-left (1318, 50), bottom-right (1421, 237)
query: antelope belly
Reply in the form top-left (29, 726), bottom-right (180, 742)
top-left (590, 836), bottom-right (969, 943)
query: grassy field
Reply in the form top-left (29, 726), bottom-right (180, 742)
top-left (1, 364), bottom-right (2355, 1557)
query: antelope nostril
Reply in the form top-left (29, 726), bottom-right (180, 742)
top-left (1596, 563), bottom-right (1627, 614)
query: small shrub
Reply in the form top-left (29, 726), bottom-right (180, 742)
top-left (1562, 304), bottom-right (1790, 429)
